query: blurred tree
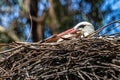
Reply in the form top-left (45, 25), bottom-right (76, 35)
top-left (0, 0), bottom-right (119, 43)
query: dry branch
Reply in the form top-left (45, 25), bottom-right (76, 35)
top-left (0, 37), bottom-right (120, 80)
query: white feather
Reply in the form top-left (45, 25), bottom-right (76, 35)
top-left (57, 21), bottom-right (95, 42)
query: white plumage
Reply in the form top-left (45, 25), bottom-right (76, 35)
top-left (57, 21), bottom-right (95, 42)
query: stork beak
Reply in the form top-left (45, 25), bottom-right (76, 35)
top-left (57, 28), bottom-right (77, 38)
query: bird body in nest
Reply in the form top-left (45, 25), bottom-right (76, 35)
top-left (44, 21), bottom-right (95, 42)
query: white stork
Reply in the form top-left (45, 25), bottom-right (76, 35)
top-left (44, 21), bottom-right (95, 42)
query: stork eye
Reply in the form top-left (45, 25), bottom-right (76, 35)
top-left (78, 24), bottom-right (85, 28)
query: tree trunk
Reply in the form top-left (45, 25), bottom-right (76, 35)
top-left (29, 0), bottom-right (40, 42)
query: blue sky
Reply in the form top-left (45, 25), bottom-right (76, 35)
top-left (99, 0), bottom-right (120, 35)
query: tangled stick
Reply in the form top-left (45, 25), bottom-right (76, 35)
top-left (0, 37), bottom-right (120, 80)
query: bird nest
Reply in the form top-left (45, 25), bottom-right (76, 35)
top-left (0, 37), bottom-right (120, 80)
top-left (1, 20), bottom-right (120, 80)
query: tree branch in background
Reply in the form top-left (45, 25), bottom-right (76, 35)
top-left (27, 11), bottom-right (46, 23)
top-left (29, 0), bottom-right (45, 42)
top-left (0, 25), bottom-right (20, 42)
top-left (18, 0), bottom-right (30, 15)
top-left (0, 26), bottom-right (5, 33)
top-left (48, 0), bottom-right (58, 34)
top-left (20, 0), bottom-right (48, 42)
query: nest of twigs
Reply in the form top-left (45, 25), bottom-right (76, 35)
top-left (1, 20), bottom-right (120, 80)
top-left (0, 37), bottom-right (120, 80)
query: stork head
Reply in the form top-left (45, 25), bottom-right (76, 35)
top-left (57, 21), bottom-right (95, 38)
top-left (73, 21), bottom-right (95, 36)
